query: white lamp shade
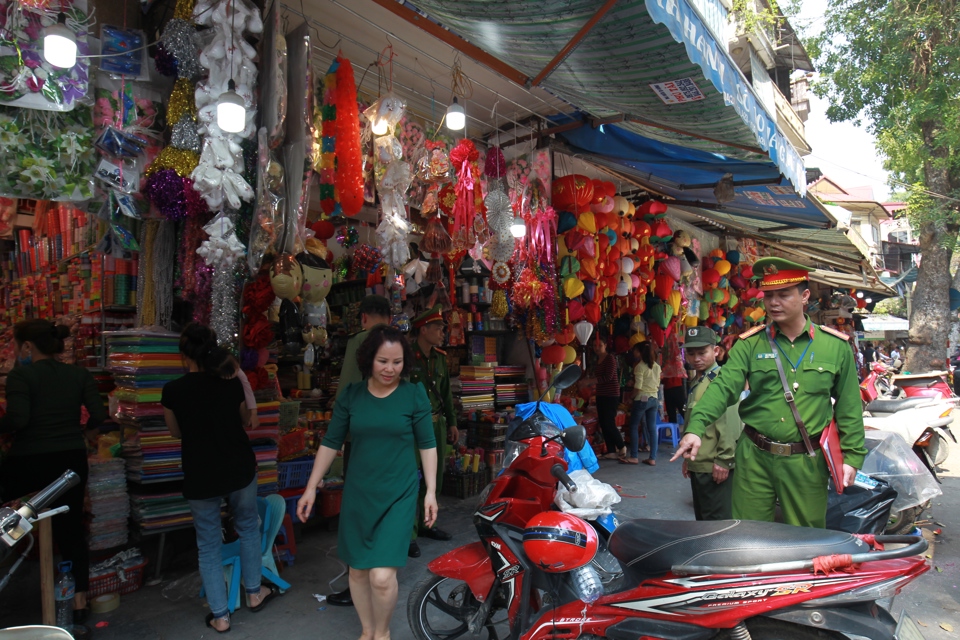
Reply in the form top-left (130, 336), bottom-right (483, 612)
top-left (510, 217), bottom-right (526, 238)
top-left (43, 22), bottom-right (77, 69)
top-left (217, 89), bottom-right (246, 133)
top-left (574, 320), bottom-right (594, 346)
top-left (446, 98), bottom-right (465, 131)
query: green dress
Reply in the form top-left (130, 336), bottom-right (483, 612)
top-left (322, 379), bottom-right (436, 568)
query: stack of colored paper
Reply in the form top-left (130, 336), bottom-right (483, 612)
top-left (129, 490), bottom-right (194, 534)
top-left (86, 457), bottom-right (129, 550)
top-left (494, 365), bottom-right (529, 407)
top-left (249, 401), bottom-right (280, 494)
top-left (459, 366), bottom-right (496, 411)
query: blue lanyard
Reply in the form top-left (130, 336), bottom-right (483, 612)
top-left (774, 337), bottom-right (812, 372)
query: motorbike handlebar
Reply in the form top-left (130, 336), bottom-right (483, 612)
top-left (20, 471), bottom-right (79, 519)
top-left (551, 464), bottom-right (577, 493)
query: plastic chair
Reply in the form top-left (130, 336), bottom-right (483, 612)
top-left (209, 495), bottom-right (293, 613)
top-left (656, 416), bottom-right (680, 448)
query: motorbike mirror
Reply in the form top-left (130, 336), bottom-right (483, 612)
top-left (552, 365), bottom-right (582, 392)
top-left (560, 425), bottom-right (587, 453)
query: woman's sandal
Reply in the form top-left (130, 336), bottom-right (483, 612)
top-left (619, 457), bottom-right (639, 464)
top-left (249, 585), bottom-right (280, 613)
top-left (205, 613), bottom-right (231, 634)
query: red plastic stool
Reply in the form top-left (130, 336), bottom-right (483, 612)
top-left (274, 513), bottom-right (298, 567)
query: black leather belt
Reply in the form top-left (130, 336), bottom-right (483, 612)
top-left (743, 425), bottom-right (822, 457)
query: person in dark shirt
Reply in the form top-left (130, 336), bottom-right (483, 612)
top-left (161, 323), bottom-right (277, 633)
top-left (590, 329), bottom-right (626, 460)
top-left (0, 319), bottom-right (107, 622)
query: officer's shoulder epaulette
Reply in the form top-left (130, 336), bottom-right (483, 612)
top-left (819, 325), bottom-right (851, 341)
top-left (434, 347), bottom-right (447, 355)
top-left (738, 324), bottom-right (766, 340)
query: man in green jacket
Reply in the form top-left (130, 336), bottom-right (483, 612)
top-left (672, 257), bottom-right (866, 528)
top-left (681, 326), bottom-right (742, 520)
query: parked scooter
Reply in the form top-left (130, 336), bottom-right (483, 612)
top-left (863, 395), bottom-right (957, 474)
top-left (0, 470), bottom-right (80, 639)
top-left (860, 360), bottom-right (903, 403)
top-left (409, 366), bottom-right (932, 640)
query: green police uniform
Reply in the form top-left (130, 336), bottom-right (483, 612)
top-left (410, 306), bottom-right (457, 538)
top-left (685, 258), bottom-right (866, 528)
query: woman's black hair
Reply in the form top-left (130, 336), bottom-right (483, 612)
top-left (178, 323), bottom-right (236, 378)
top-left (633, 341), bottom-right (654, 368)
top-left (356, 325), bottom-right (414, 380)
top-left (14, 319), bottom-right (70, 355)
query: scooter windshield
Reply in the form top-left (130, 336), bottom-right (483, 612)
top-left (509, 411), bottom-right (562, 442)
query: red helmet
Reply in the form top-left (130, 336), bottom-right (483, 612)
top-left (522, 512), bottom-right (598, 573)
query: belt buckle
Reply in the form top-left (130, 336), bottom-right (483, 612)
top-left (769, 442), bottom-right (792, 456)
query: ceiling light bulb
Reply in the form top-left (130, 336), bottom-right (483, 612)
top-left (856, 291), bottom-right (864, 298)
top-left (865, 298), bottom-right (873, 304)
top-left (510, 217), bottom-right (526, 238)
top-left (43, 13), bottom-right (77, 69)
top-left (217, 80), bottom-right (246, 134)
top-left (371, 118), bottom-right (389, 136)
top-left (446, 97), bottom-right (465, 131)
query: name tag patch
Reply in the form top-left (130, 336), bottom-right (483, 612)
top-left (757, 353), bottom-right (777, 359)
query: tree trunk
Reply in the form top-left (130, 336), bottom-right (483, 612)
top-left (905, 122), bottom-right (957, 372)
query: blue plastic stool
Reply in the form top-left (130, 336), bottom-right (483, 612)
top-left (656, 417), bottom-right (680, 448)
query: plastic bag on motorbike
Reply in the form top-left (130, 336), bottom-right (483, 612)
top-left (826, 473), bottom-right (897, 535)
top-left (861, 430), bottom-right (942, 512)
top-left (554, 469), bottom-right (621, 520)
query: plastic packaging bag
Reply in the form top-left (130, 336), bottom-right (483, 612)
top-left (554, 469), bottom-right (621, 520)
top-left (826, 472), bottom-right (897, 534)
top-left (861, 430), bottom-right (942, 512)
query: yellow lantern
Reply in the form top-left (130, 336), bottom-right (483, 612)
top-left (667, 289), bottom-right (683, 316)
top-left (562, 345), bottom-right (578, 365)
top-left (714, 259), bottom-right (731, 276)
top-left (683, 313), bottom-right (699, 327)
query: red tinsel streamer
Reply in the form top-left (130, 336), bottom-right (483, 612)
top-left (242, 275), bottom-right (275, 316)
top-left (484, 146), bottom-right (506, 179)
top-left (243, 316), bottom-right (275, 350)
top-left (334, 55), bottom-right (364, 216)
top-left (246, 366), bottom-right (270, 391)
top-left (449, 139), bottom-right (480, 236)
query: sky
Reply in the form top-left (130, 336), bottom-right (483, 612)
top-left (792, 0), bottom-right (892, 201)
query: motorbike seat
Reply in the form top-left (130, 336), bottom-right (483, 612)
top-left (864, 397), bottom-right (929, 413)
top-left (608, 519), bottom-right (869, 581)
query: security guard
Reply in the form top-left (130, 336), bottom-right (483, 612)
top-left (409, 305), bottom-right (459, 555)
top-left (672, 257), bottom-right (866, 528)
top-left (681, 326), bottom-right (742, 520)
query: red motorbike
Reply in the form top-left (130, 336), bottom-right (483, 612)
top-left (409, 366), bottom-right (931, 640)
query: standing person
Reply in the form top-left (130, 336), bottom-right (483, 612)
top-left (591, 330), bottom-right (626, 461)
top-left (862, 342), bottom-right (877, 368)
top-left (855, 346), bottom-right (865, 380)
top-left (680, 327), bottom-right (742, 520)
top-left (672, 258), bottom-right (867, 528)
top-left (951, 347), bottom-right (960, 397)
top-left (625, 341), bottom-right (661, 466)
top-left (327, 294), bottom-right (392, 608)
top-left (409, 305), bottom-right (459, 556)
top-left (297, 326), bottom-right (438, 640)
top-left (661, 376), bottom-right (687, 424)
top-left (162, 323), bottom-right (277, 633)
top-left (890, 343), bottom-right (902, 363)
top-left (0, 320), bottom-right (107, 623)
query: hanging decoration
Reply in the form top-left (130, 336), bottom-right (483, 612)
top-left (197, 212), bottom-right (246, 268)
top-left (335, 55), bottom-right (364, 216)
top-left (449, 138), bottom-right (484, 248)
top-left (336, 225), bottom-right (359, 248)
top-left (317, 59), bottom-right (339, 215)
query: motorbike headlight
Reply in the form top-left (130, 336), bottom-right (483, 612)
top-left (502, 442), bottom-right (529, 469)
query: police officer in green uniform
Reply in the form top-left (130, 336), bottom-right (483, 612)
top-left (681, 326), bottom-right (743, 520)
top-left (409, 305), bottom-right (459, 556)
top-left (672, 258), bottom-right (867, 528)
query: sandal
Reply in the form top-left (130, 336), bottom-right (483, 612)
top-left (619, 457), bottom-right (639, 464)
top-left (603, 452), bottom-right (620, 460)
top-left (642, 458), bottom-right (656, 466)
top-left (205, 613), bottom-right (231, 634)
top-left (249, 585), bottom-right (280, 613)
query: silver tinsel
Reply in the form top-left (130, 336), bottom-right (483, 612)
top-left (162, 19), bottom-right (203, 81)
top-left (170, 115), bottom-right (201, 153)
top-left (153, 220), bottom-right (176, 329)
top-left (210, 263), bottom-right (240, 348)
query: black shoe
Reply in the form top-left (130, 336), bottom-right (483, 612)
top-left (408, 540), bottom-right (421, 558)
top-left (74, 606), bottom-right (91, 625)
top-left (420, 527), bottom-right (452, 541)
top-left (327, 588), bottom-right (353, 607)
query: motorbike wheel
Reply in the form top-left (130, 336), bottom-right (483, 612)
top-left (935, 436), bottom-right (950, 466)
top-left (717, 618), bottom-right (846, 639)
top-left (407, 574), bottom-right (509, 640)
top-left (886, 505), bottom-right (921, 535)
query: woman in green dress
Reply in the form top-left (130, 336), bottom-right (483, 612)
top-left (298, 325), bottom-right (438, 640)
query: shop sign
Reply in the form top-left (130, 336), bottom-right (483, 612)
top-left (645, 0), bottom-right (807, 196)
top-left (650, 78), bottom-right (705, 104)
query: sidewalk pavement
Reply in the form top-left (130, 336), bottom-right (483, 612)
top-left (0, 438), bottom-right (955, 639)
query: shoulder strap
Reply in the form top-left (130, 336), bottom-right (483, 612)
top-left (819, 324), bottom-right (851, 341)
top-left (766, 329), bottom-right (816, 457)
top-left (739, 324), bottom-right (766, 340)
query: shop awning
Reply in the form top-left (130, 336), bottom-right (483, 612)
top-left (860, 315), bottom-right (909, 332)
top-left (399, 0), bottom-right (807, 194)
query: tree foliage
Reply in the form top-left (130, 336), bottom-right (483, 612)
top-left (808, 0), bottom-right (960, 369)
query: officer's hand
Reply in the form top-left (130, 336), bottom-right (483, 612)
top-left (681, 459), bottom-right (689, 479)
top-left (712, 464), bottom-right (729, 484)
top-left (841, 464), bottom-right (857, 488)
top-left (448, 425), bottom-right (460, 444)
top-left (670, 434), bottom-right (701, 462)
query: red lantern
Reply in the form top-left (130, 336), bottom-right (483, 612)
top-left (568, 300), bottom-right (585, 321)
top-left (541, 344), bottom-right (566, 365)
top-left (633, 220), bottom-right (652, 239)
top-left (637, 267), bottom-right (655, 285)
top-left (552, 175), bottom-right (594, 212)
top-left (702, 268), bottom-right (721, 288)
top-left (740, 264), bottom-right (754, 279)
top-left (651, 220), bottom-right (673, 241)
top-left (654, 273), bottom-right (675, 300)
top-left (556, 324), bottom-right (576, 345)
top-left (311, 220), bottom-right (336, 240)
top-left (638, 243), bottom-right (655, 262)
top-left (636, 200), bottom-right (668, 217)
top-left (856, 298), bottom-right (867, 309)
top-left (585, 302), bottom-right (601, 324)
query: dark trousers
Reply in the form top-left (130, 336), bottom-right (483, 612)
top-left (596, 395), bottom-right (624, 452)
top-left (663, 385), bottom-right (687, 423)
top-left (1, 449), bottom-right (90, 591)
top-left (690, 469), bottom-right (734, 521)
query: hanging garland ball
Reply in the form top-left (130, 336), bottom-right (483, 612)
top-left (336, 225), bottom-right (359, 248)
top-left (153, 41), bottom-right (178, 77)
top-left (353, 244), bottom-right (382, 272)
top-left (492, 261), bottom-right (511, 284)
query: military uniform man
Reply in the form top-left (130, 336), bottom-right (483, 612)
top-left (681, 326), bottom-right (742, 520)
top-left (409, 305), bottom-right (459, 556)
top-left (672, 258), bottom-right (866, 528)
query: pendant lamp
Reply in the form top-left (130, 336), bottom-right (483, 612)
top-left (43, 12), bottom-right (77, 69)
top-left (510, 216), bottom-right (527, 238)
top-left (217, 0), bottom-right (246, 134)
top-left (446, 97), bottom-right (465, 131)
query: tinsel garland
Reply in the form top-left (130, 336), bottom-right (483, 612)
top-left (317, 59), bottom-right (338, 214)
top-left (243, 315), bottom-right (274, 350)
top-left (154, 220), bottom-right (176, 328)
top-left (161, 18), bottom-right (203, 81)
top-left (242, 274), bottom-right (274, 316)
top-left (334, 55), bottom-right (364, 216)
top-left (167, 78), bottom-right (196, 125)
top-left (171, 115), bottom-right (202, 153)
top-left (146, 147), bottom-right (199, 177)
top-left (137, 221), bottom-right (158, 326)
top-left (144, 169), bottom-right (207, 220)
top-left (210, 263), bottom-right (241, 347)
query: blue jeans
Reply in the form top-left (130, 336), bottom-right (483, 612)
top-left (188, 476), bottom-right (262, 618)
top-left (628, 397), bottom-right (660, 459)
